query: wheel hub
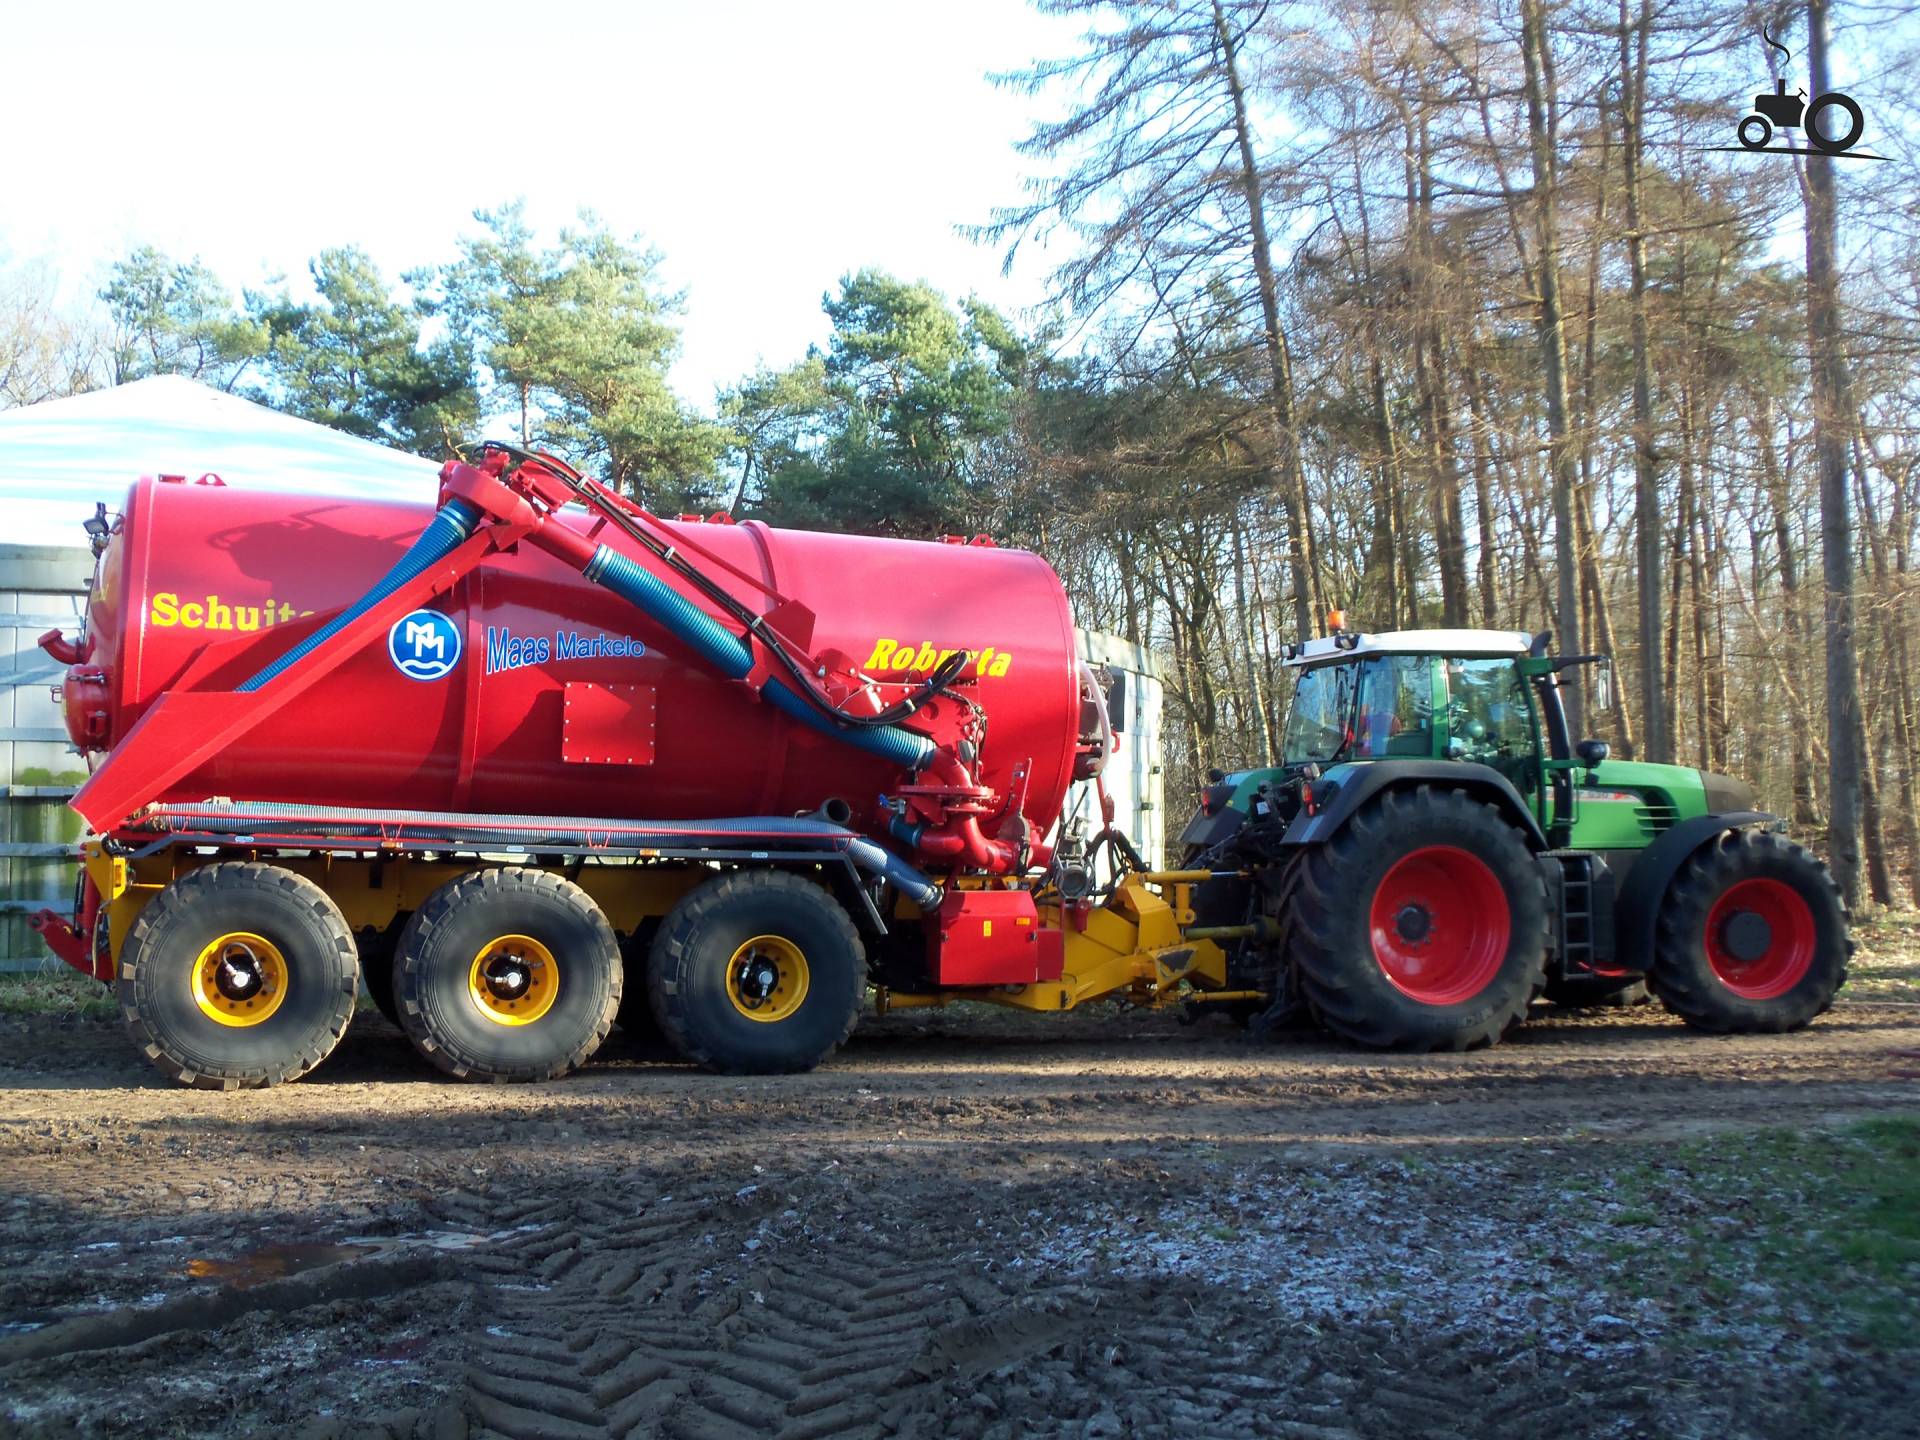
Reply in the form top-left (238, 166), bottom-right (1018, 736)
top-left (215, 946), bottom-right (268, 1001)
top-left (1366, 846), bottom-right (1512, 1006)
top-left (1719, 910), bottom-right (1773, 964)
top-left (467, 935), bottom-right (559, 1026)
top-left (481, 955), bottom-right (533, 1001)
top-left (192, 932), bottom-right (289, 1028)
top-left (1394, 904), bottom-right (1432, 945)
top-left (724, 936), bottom-right (810, 1024)
top-left (735, 956), bottom-right (781, 1009)
top-left (1703, 878), bottom-right (1816, 999)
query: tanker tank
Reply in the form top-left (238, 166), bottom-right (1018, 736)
top-left (62, 475), bottom-right (1083, 848)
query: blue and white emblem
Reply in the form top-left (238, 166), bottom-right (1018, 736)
top-left (388, 609), bottom-right (462, 681)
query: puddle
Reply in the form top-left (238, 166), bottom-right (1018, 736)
top-left (186, 1243), bottom-right (379, 1289)
top-left (183, 1231), bottom-right (492, 1290)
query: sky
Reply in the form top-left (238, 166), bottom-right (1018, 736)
top-left (3, 0), bottom-right (1084, 404)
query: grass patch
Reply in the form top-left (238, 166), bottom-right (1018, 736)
top-left (0, 970), bottom-right (116, 1020)
top-left (1593, 1114), bottom-right (1920, 1350)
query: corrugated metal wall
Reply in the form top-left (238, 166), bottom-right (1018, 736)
top-left (1070, 630), bottom-right (1169, 867)
top-left (0, 545), bottom-right (91, 973)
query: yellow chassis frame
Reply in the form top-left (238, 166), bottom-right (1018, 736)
top-left (82, 846), bottom-right (1257, 1016)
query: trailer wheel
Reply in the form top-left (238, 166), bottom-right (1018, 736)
top-left (649, 870), bottom-right (865, 1075)
top-left (1285, 786), bottom-right (1547, 1051)
top-left (118, 863), bottom-right (359, 1090)
top-left (395, 869), bottom-right (620, 1082)
top-left (1649, 829), bottom-right (1848, 1033)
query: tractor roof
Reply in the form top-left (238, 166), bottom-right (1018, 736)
top-left (1287, 629), bottom-right (1534, 668)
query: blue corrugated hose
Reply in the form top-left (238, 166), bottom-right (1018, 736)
top-left (237, 497), bottom-right (482, 693)
top-left (585, 543), bottom-right (936, 771)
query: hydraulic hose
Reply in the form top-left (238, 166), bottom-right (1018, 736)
top-left (845, 837), bottom-right (943, 909)
top-left (583, 543), bottom-right (936, 770)
top-left (238, 497), bottom-right (483, 693)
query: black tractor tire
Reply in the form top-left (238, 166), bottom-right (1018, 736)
top-left (1543, 975), bottom-right (1653, 1010)
top-left (649, 870), bottom-right (865, 1075)
top-left (118, 862), bottom-right (359, 1090)
top-left (1649, 829), bottom-right (1848, 1033)
top-left (1284, 786), bottom-right (1548, 1051)
top-left (357, 922), bottom-right (405, 1028)
top-left (396, 868), bottom-right (620, 1082)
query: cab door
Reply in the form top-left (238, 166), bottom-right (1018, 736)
top-left (1440, 657), bottom-right (1548, 828)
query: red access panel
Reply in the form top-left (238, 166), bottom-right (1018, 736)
top-left (931, 888), bottom-right (1065, 986)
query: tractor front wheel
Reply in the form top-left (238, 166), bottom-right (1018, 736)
top-left (1286, 787), bottom-right (1548, 1051)
top-left (1649, 830), bottom-right (1848, 1032)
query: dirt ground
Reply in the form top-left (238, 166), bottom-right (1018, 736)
top-left (3, 929), bottom-right (1919, 1440)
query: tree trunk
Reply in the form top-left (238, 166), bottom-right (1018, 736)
top-left (1463, 360), bottom-right (1501, 625)
top-left (1215, 2), bottom-right (1318, 637)
top-left (1229, 511), bottom-right (1274, 764)
top-left (1757, 398), bottom-right (1819, 826)
top-left (1803, 0), bottom-right (1865, 906)
top-left (1518, 0), bottom-right (1582, 729)
top-left (1619, 0), bottom-right (1667, 761)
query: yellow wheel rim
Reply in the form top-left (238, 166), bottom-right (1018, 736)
top-left (192, 933), bottom-right (289, 1028)
top-left (726, 935), bottom-right (809, 1023)
top-left (468, 935), bottom-right (559, 1026)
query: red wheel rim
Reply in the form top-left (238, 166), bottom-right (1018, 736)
top-left (1705, 878), bottom-right (1815, 999)
top-left (1368, 846), bottom-right (1511, 1005)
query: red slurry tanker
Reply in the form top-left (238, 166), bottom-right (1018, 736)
top-left (34, 445), bottom-right (1848, 1089)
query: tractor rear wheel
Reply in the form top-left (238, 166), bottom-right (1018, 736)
top-left (1649, 830), bottom-right (1848, 1032)
top-left (1285, 786), bottom-right (1547, 1051)
top-left (118, 862), bottom-right (359, 1090)
top-left (395, 868), bottom-right (621, 1081)
top-left (649, 870), bottom-right (865, 1074)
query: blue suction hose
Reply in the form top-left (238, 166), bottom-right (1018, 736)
top-left (238, 497), bottom-right (483, 692)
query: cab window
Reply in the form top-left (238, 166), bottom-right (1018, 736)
top-left (1443, 658), bottom-right (1537, 792)
top-left (1351, 656), bottom-right (1435, 759)
top-left (1282, 662), bottom-right (1360, 763)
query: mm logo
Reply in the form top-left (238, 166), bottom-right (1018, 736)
top-left (388, 609), bottom-right (462, 682)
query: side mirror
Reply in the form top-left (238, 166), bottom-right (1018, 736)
top-left (1576, 739), bottom-right (1610, 770)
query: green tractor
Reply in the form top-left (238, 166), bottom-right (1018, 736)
top-left (1179, 626), bottom-right (1849, 1050)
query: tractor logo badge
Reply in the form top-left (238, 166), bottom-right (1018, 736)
top-left (388, 609), bottom-right (462, 682)
top-left (1719, 27), bottom-right (1881, 160)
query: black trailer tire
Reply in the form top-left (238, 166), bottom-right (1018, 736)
top-left (357, 923), bottom-right (405, 1028)
top-left (396, 868), bottom-right (620, 1082)
top-left (615, 925), bottom-right (668, 1048)
top-left (1649, 829), bottom-right (1848, 1033)
top-left (1285, 786), bottom-right (1548, 1051)
top-left (118, 862), bottom-right (359, 1090)
top-left (649, 870), bottom-right (865, 1075)
top-left (1543, 976), bottom-right (1652, 1010)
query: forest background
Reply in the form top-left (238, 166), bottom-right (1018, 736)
top-left (3, 0), bottom-right (1914, 910)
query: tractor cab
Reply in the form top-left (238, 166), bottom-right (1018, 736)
top-left (1278, 628), bottom-right (1548, 811)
